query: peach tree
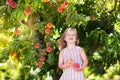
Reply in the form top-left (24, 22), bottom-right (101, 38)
top-left (0, 0), bottom-right (120, 80)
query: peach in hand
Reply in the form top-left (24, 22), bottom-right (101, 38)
top-left (74, 63), bottom-right (80, 68)
top-left (68, 59), bottom-right (73, 64)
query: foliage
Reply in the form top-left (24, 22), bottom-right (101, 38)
top-left (0, 0), bottom-right (120, 80)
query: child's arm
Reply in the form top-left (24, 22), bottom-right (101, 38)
top-left (74, 48), bottom-right (88, 71)
top-left (58, 51), bottom-right (71, 69)
top-left (80, 48), bottom-right (88, 70)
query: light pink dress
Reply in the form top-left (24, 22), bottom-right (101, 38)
top-left (59, 46), bottom-right (85, 80)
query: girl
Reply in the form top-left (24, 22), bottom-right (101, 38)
top-left (58, 28), bottom-right (88, 80)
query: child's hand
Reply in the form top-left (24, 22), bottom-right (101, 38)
top-left (64, 62), bottom-right (73, 69)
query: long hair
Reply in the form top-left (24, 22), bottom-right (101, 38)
top-left (58, 28), bottom-right (79, 50)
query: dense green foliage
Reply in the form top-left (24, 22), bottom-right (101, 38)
top-left (0, 0), bottom-right (120, 80)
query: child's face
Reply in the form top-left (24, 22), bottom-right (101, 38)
top-left (64, 30), bottom-right (77, 43)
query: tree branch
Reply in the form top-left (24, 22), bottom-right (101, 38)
top-left (108, 0), bottom-right (118, 13)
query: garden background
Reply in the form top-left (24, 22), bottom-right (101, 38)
top-left (0, 0), bottom-right (120, 80)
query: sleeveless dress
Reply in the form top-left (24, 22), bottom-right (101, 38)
top-left (59, 46), bottom-right (85, 80)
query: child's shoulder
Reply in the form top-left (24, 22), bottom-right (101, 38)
top-left (76, 46), bottom-right (82, 50)
top-left (60, 47), bottom-right (67, 52)
top-left (60, 47), bottom-right (67, 53)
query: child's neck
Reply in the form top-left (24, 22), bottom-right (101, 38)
top-left (67, 43), bottom-right (76, 49)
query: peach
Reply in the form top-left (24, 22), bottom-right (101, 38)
top-left (40, 56), bottom-right (45, 61)
top-left (47, 22), bottom-right (53, 28)
top-left (57, 7), bottom-right (63, 13)
top-left (74, 63), bottom-right (80, 68)
top-left (14, 29), bottom-right (21, 35)
top-left (60, 3), bottom-right (65, 9)
top-left (45, 28), bottom-right (51, 34)
top-left (10, 1), bottom-right (16, 8)
top-left (37, 61), bottom-right (43, 67)
top-left (68, 59), bottom-right (73, 64)
top-left (6, 0), bottom-right (12, 3)
top-left (46, 42), bottom-right (51, 47)
top-left (35, 42), bottom-right (40, 49)
top-left (24, 5), bottom-right (31, 15)
top-left (24, 9), bottom-right (30, 15)
top-left (43, 0), bottom-right (49, 2)
top-left (64, 1), bottom-right (68, 7)
top-left (11, 51), bottom-right (17, 57)
top-left (47, 47), bottom-right (52, 53)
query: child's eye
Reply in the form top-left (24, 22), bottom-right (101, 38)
top-left (66, 34), bottom-right (70, 36)
top-left (72, 34), bottom-right (75, 36)
top-left (66, 34), bottom-right (75, 36)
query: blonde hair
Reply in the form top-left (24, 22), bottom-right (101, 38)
top-left (58, 28), bottom-right (79, 50)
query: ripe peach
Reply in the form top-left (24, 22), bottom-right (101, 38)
top-left (68, 59), bottom-right (73, 64)
top-left (40, 56), bottom-right (45, 61)
top-left (24, 9), bottom-right (30, 15)
top-left (6, 0), bottom-right (12, 3)
top-left (24, 5), bottom-right (31, 15)
top-left (14, 29), bottom-right (21, 35)
top-left (37, 61), bottom-right (43, 67)
top-left (43, 0), bottom-right (49, 2)
top-left (35, 42), bottom-right (40, 49)
top-left (60, 3), bottom-right (65, 9)
top-left (47, 22), bottom-right (53, 28)
top-left (57, 7), bottom-right (63, 13)
top-left (74, 63), bottom-right (80, 68)
top-left (45, 28), bottom-right (51, 34)
top-left (64, 1), bottom-right (68, 7)
top-left (47, 47), bottom-right (52, 53)
top-left (10, 1), bottom-right (16, 8)
top-left (12, 51), bottom-right (17, 57)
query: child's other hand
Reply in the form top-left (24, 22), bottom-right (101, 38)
top-left (64, 63), bottom-right (73, 69)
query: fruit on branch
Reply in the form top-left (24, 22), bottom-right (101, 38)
top-left (6, 0), bottom-right (12, 3)
top-left (10, 1), bottom-right (16, 8)
top-left (24, 5), bottom-right (31, 15)
top-left (60, 3), bottom-right (65, 9)
top-left (47, 22), bottom-right (53, 28)
top-left (43, 0), bottom-right (49, 3)
top-left (64, 1), bottom-right (68, 7)
top-left (14, 29), bottom-right (21, 35)
top-left (46, 42), bottom-right (51, 47)
top-left (57, 7), bottom-right (63, 13)
top-left (47, 47), bottom-right (52, 53)
top-left (37, 61), bottom-right (43, 67)
top-left (35, 42), bottom-right (40, 49)
top-left (45, 28), bottom-right (51, 34)
top-left (40, 56), bottom-right (45, 61)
